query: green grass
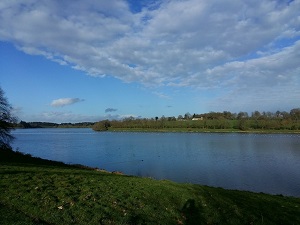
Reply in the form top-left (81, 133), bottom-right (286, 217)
top-left (1, 149), bottom-right (299, 225)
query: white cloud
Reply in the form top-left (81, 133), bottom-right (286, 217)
top-left (51, 98), bottom-right (84, 107)
top-left (0, 0), bottom-right (300, 110)
top-left (198, 40), bottom-right (300, 89)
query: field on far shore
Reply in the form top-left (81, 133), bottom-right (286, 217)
top-left (106, 127), bottom-right (300, 134)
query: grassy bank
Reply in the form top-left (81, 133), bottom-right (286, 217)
top-left (1, 149), bottom-right (299, 225)
top-left (107, 127), bottom-right (300, 134)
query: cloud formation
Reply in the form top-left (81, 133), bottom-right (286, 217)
top-left (1, 0), bottom-right (299, 110)
top-left (105, 108), bottom-right (118, 113)
top-left (51, 98), bottom-right (84, 107)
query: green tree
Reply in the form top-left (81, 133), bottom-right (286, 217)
top-left (223, 111), bottom-right (233, 119)
top-left (251, 111), bottom-right (261, 129)
top-left (0, 87), bottom-right (17, 149)
top-left (237, 112), bottom-right (248, 119)
top-left (92, 120), bottom-right (111, 131)
top-left (290, 108), bottom-right (300, 120)
top-left (177, 115), bottom-right (183, 120)
top-left (184, 112), bottom-right (192, 120)
top-left (167, 116), bottom-right (176, 121)
top-left (238, 119), bottom-right (248, 130)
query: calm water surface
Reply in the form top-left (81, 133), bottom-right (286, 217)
top-left (11, 128), bottom-right (300, 197)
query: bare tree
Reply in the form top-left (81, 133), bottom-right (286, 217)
top-left (0, 87), bottom-right (17, 149)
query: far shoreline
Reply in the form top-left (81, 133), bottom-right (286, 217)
top-left (106, 127), bottom-right (300, 134)
top-left (14, 126), bottom-right (300, 134)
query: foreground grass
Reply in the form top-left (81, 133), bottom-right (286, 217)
top-left (1, 149), bottom-right (299, 225)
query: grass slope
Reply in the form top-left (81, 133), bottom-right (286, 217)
top-left (1, 149), bottom-right (299, 225)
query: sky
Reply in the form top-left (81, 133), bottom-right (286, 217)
top-left (0, 0), bottom-right (300, 123)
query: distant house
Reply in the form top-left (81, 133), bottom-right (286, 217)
top-left (192, 117), bottom-right (203, 121)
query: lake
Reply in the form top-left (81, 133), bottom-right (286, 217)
top-left (11, 128), bottom-right (300, 197)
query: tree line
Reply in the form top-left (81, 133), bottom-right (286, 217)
top-left (93, 109), bottom-right (300, 131)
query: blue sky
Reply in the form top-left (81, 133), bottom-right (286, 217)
top-left (1, 0), bottom-right (300, 123)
